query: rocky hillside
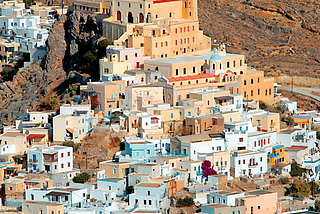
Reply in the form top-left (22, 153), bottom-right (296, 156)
top-left (0, 11), bottom-right (100, 122)
top-left (198, 0), bottom-right (320, 77)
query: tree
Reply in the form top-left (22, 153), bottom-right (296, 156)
top-left (1, 66), bottom-right (14, 82)
top-left (79, 51), bottom-right (97, 75)
top-left (125, 186), bottom-right (134, 194)
top-left (38, 97), bottom-right (59, 111)
top-left (259, 101), bottom-right (267, 110)
top-left (66, 83), bottom-right (79, 96)
top-left (201, 160), bottom-right (217, 179)
top-left (97, 39), bottom-right (113, 58)
top-left (290, 161), bottom-right (306, 177)
top-left (287, 179), bottom-right (311, 197)
top-left (176, 196), bottom-right (194, 207)
top-left (72, 172), bottom-right (90, 183)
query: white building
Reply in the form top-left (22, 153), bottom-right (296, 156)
top-left (26, 187), bottom-right (87, 207)
top-left (247, 131), bottom-right (277, 152)
top-left (129, 183), bottom-right (168, 212)
top-left (280, 98), bottom-right (297, 113)
top-left (27, 145), bottom-right (73, 174)
top-left (207, 190), bottom-right (245, 206)
top-left (171, 134), bottom-right (225, 161)
top-left (277, 128), bottom-right (317, 155)
top-left (90, 178), bottom-right (126, 202)
top-left (223, 130), bottom-right (248, 151)
top-left (230, 150), bottom-right (267, 178)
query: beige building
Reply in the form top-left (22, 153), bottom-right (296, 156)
top-left (123, 85), bottom-right (163, 110)
top-left (52, 113), bottom-right (87, 143)
top-left (22, 201), bottom-right (64, 214)
top-left (252, 112), bottom-right (280, 132)
top-left (0, 131), bottom-right (28, 154)
top-left (185, 114), bottom-right (224, 135)
top-left (0, 39), bottom-right (20, 64)
top-left (102, 0), bottom-right (211, 58)
top-left (72, 0), bottom-right (110, 14)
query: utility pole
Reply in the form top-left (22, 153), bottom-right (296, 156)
top-left (291, 76), bottom-right (293, 93)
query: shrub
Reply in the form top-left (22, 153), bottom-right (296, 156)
top-left (259, 101), bottom-right (267, 110)
top-left (72, 172), bottom-right (90, 183)
top-left (176, 196), bottom-right (194, 207)
top-left (290, 161), bottom-right (306, 177)
top-left (1, 66), bottom-right (14, 82)
top-left (63, 141), bottom-right (81, 152)
top-left (278, 177), bottom-right (289, 185)
top-left (38, 97), bottom-right (59, 111)
top-left (125, 186), bottom-right (134, 194)
top-left (287, 179), bottom-right (311, 197)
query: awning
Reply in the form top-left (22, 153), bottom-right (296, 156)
top-left (43, 150), bottom-right (57, 155)
top-left (46, 191), bottom-right (70, 197)
top-left (26, 134), bottom-right (45, 140)
top-left (151, 117), bottom-right (159, 120)
top-left (214, 96), bottom-right (233, 100)
top-left (66, 128), bottom-right (73, 133)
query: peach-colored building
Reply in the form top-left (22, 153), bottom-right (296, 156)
top-left (99, 160), bottom-right (132, 178)
top-left (22, 201), bottom-right (64, 214)
top-left (236, 190), bottom-right (278, 214)
top-left (80, 80), bottom-right (125, 115)
top-left (185, 114), bottom-right (224, 135)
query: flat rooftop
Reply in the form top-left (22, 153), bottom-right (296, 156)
top-left (137, 183), bottom-right (161, 188)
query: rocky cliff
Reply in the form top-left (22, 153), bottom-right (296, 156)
top-left (198, 0), bottom-right (320, 77)
top-left (0, 11), bottom-right (100, 122)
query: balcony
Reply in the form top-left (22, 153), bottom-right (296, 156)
top-left (268, 153), bottom-right (280, 159)
top-left (44, 158), bottom-right (58, 162)
top-left (248, 162), bottom-right (258, 168)
top-left (132, 123), bottom-right (139, 128)
top-left (29, 159), bottom-right (38, 163)
top-left (107, 98), bottom-right (116, 102)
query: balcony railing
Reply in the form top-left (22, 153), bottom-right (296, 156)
top-left (29, 159), bottom-right (38, 163)
top-left (268, 153), bottom-right (280, 158)
top-left (44, 158), bottom-right (58, 162)
top-left (248, 162), bottom-right (258, 168)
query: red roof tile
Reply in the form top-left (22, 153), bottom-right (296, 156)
top-left (153, 0), bottom-right (180, 4)
top-left (167, 73), bottom-right (216, 82)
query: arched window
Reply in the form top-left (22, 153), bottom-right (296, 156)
top-left (212, 63), bottom-right (215, 70)
top-left (219, 63), bottom-right (222, 70)
top-left (139, 13), bottom-right (144, 23)
top-left (117, 11), bottom-right (121, 21)
top-left (147, 13), bottom-right (152, 23)
top-left (128, 12), bottom-right (133, 23)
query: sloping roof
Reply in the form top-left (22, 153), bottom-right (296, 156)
top-left (167, 73), bottom-right (215, 82)
top-left (26, 134), bottom-right (45, 140)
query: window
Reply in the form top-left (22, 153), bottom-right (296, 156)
top-left (251, 90), bottom-right (253, 96)
top-left (113, 168), bottom-right (116, 174)
top-left (265, 89), bottom-right (268, 95)
top-left (240, 60), bottom-right (242, 66)
top-left (148, 191), bottom-right (150, 195)
top-left (118, 2), bottom-right (120, 6)
top-left (243, 160), bottom-right (245, 164)
top-left (169, 12), bottom-right (172, 17)
top-left (68, 162), bottom-right (71, 167)
top-left (140, 4), bottom-right (142, 8)
top-left (183, 68), bottom-right (186, 74)
top-left (216, 161), bottom-right (218, 166)
top-left (193, 66), bottom-right (196, 73)
top-left (171, 113), bottom-right (173, 118)
top-left (239, 138), bottom-right (243, 142)
top-left (258, 206), bottom-right (260, 209)
top-left (155, 43), bottom-right (158, 48)
top-left (129, 3), bottom-right (131, 7)
top-left (260, 157), bottom-right (262, 162)
top-left (148, 4), bottom-right (150, 8)
top-left (194, 167), bottom-right (196, 171)
top-left (233, 61), bottom-right (236, 67)
top-left (257, 77), bottom-right (260, 83)
top-left (244, 80), bottom-right (246, 85)
top-left (165, 41), bottom-right (168, 46)
top-left (31, 194), bottom-right (34, 200)
top-left (258, 89), bottom-right (260, 95)
top-left (149, 200), bottom-right (152, 205)
top-left (61, 164), bottom-right (64, 168)
top-left (144, 200), bottom-right (147, 205)
top-left (269, 88), bottom-right (271, 95)
top-left (238, 160), bottom-right (241, 165)
top-left (217, 146), bottom-right (221, 151)
top-left (244, 91), bottom-right (246, 98)
top-left (227, 62), bottom-right (230, 68)
top-left (260, 167), bottom-right (263, 171)
top-left (176, 69), bottom-right (178, 75)
top-left (8, 186), bottom-right (12, 191)
top-left (61, 153), bottom-right (64, 158)
top-left (125, 55), bottom-right (128, 60)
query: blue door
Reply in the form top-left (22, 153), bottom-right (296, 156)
top-left (33, 154), bottom-right (36, 161)
top-left (33, 165), bottom-right (36, 170)
top-left (161, 169), bottom-right (163, 176)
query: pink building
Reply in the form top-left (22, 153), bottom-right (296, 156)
top-left (106, 46), bottom-right (151, 69)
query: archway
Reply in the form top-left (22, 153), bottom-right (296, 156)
top-left (146, 13), bottom-right (152, 23)
top-left (128, 12), bottom-right (133, 23)
top-left (117, 11), bottom-right (121, 21)
top-left (139, 13), bottom-right (144, 23)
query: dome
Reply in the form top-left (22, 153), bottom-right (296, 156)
top-left (210, 48), bottom-right (222, 61)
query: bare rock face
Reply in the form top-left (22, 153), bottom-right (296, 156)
top-left (198, 0), bottom-right (320, 77)
top-left (0, 11), bottom-right (99, 122)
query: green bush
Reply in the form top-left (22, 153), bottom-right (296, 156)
top-left (259, 101), bottom-right (267, 110)
top-left (38, 97), bottom-right (59, 111)
top-left (125, 186), bottom-right (134, 194)
top-left (176, 196), bottom-right (194, 207)
top-left (1, 66), bottom-right (14, 82)
top-left (290, 161), bottom-right (306, 177)
top-left (72, 172), bottom-right (90, 183)
top-left (287, 179), bottom-right (311, 197)
top-left (63, 141), bottom-right (81, 152)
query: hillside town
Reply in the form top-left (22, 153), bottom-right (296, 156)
top-left (0, 0), bottom-right (320, 214)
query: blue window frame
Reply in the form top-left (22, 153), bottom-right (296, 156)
top-left (171, 113), bottom-right (173, 118)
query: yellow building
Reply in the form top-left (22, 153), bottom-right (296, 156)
top-left (291, 115), bottom-right (312, 130)
top-left (268, 145), bottom-right (286, 166)
top-left (99, 160), bottom-right (131, 178)
top-left (252, 112), bottom-right (280, 132)
top-left (22, 201), bottom-right (64, 214)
